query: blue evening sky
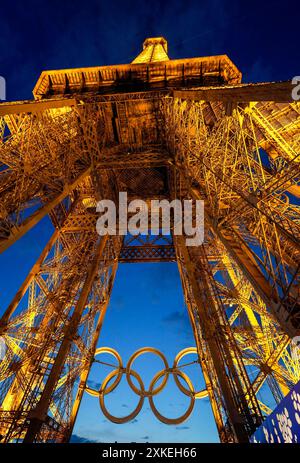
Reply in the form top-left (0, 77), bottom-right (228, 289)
top-left (0, 0), bottom-right (298, 443)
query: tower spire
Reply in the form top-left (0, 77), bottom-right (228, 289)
top-left (131, 37), bottom-right (169, 63)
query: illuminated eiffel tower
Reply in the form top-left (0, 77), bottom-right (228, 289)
top-left (0, 37), bottom-right (299, 443)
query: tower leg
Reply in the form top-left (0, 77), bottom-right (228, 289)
top-left (0, 196), bottom-right (120, 442)
top-left (175, 236), bottom-right (263, 442)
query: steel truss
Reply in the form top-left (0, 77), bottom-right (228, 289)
top-left (0, 192), bottom-right (121, 442)
top-left (0, 57), bottom-right (299, 442)
top-left (162, 97), bottom-right (300, 336)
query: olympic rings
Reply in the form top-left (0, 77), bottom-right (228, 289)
top-left (85, 346), bottom-right (208, 425)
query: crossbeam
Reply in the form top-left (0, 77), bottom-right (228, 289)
top-left (174, 81), bottom-right (295, 103)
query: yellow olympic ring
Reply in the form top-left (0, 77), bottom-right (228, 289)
top-left (148, 369), bottom-right (195, 425)
top-left (173, 347), bottom-right (208, 399)
top-left (85, 347), bottom-right (208, 425)
top-left (126, 347), bottom-right (169, 397)
top-left (85, 347), bottom-right (123, 397)
top-left (99, 369), bottom-right (145, 424)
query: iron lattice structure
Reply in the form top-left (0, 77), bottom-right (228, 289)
top-left (0, 37), bottom-right (299, 443)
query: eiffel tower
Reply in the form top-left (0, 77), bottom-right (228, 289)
top-left (0, 37), bottom-right (299, 443)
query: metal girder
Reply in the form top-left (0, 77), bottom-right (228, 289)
top-left (0, 98), bottom-right (77, 116)
top-left (0, 167), bottom-right (91, 254)
top-left (175, 235), bottom-right (263, 442)
top-left (119, 244), bottom-right (176, 262)
top-left (23, 235), bottom-right (109, 442)
top-left (162, 97), bottom-right (300, 337)
top-left (174, 81), bottom-right (295, 103)
top-left (0, 195), bottom-right (121, 442)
